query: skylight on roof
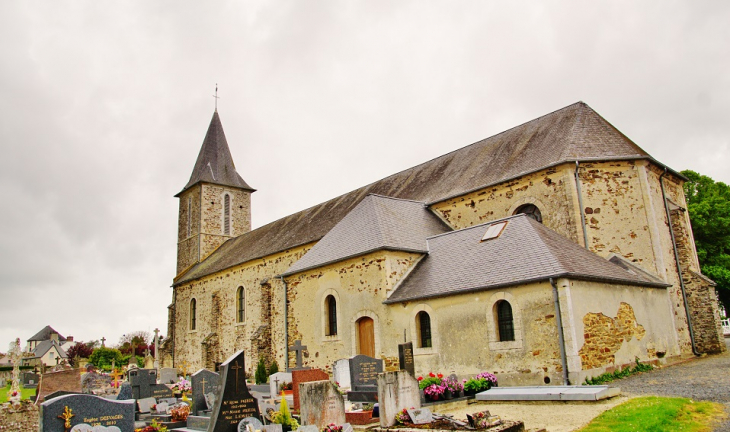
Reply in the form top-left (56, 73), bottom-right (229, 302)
top-left (481, 221), bottom-right (508, 241)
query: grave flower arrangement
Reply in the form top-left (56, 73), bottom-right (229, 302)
top-left (394, 408), bottom-right (413, 425)
top-left (172, 377), bottom-right (192, 393)
top-left (418, 372), bottom-right (446, 401)
top-left (135, 418), bottom-right (169, 432)
top-left (463, 372), bottom-right (497, 396)
top-left (442, 376), bottom-right (463, 398)
top-left (322, 423), bottom-right (343, 432)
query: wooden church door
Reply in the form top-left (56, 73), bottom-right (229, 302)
top-left (357, 317), bottom-right (375, 357)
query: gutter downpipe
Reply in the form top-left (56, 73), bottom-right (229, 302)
top-left (550, 278), bottom-right (570, 385)
top-left (279, 275), bottom-right (290, 368)
top-left (574, 162), bottom-right (589, 249)
top-left (659, 168), bottom-right (700, 356)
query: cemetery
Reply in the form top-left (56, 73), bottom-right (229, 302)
top-left (1, 333), bottom-right (544, 432)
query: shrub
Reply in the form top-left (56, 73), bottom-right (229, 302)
top-left (584, 358), bottom-right (654, 385)
top-left (88, 347), bottom-right (124, 371)
top-left (269, 360), bottom-right (279, 375)
top-left (255, 357), bottom-right (268, 384)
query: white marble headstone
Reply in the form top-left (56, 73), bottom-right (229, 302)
top-left (332, 359), bottom-right (351, 389)
top-left (268, 372), bottom-right (292, 398)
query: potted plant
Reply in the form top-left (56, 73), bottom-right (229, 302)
top-left (463, 372), bottom-right (498, 397)
top-left (172, 377), bottom-right (192, 397)
top-left (279, 381), bottom-right (294, 395)
top-left (418, 372), bottom-right (445, 402)
top-left (394, 408), bottom-right (413, 425)
top-left (135, 418), bottom-right (169, 432)
top-left (322, 424), bottom-right (343, 432)
top-left (442, 376), bottom-right (463, 399)
top-left (271, 391), bottom-right (300, 432)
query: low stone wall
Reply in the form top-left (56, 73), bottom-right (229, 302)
top-left (0, 400), bottom-right (39, 432)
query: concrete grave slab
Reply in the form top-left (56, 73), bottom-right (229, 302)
top-left (407, 408), bottom-right (432, 425)
top-left (474, 385), bottom-right (621, 401)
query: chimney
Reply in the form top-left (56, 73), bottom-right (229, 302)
top-left (66, 336), bottom-right (74, 342)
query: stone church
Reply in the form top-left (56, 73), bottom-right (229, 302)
top-left (161, 101), bottom-right (724, 385)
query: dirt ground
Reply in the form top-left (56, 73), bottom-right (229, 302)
top-left (439, 396), bottom-right (630, 432)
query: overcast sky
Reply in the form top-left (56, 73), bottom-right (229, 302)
top-left (1, 1), bottom-right (728, 352)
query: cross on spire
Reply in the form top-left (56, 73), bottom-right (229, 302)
top-left (213, 83), bottom-right (220, 112)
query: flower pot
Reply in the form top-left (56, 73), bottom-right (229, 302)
top-left (425, 393), bottom-right (441, 402)
top-left (282, 425), bottom-right (292, 432)
top-left (464, 389), bottom-right (477, 397)
top-left (444, 390), bottom-right (453, 400)
top-left (283, 390), bottom-right (293, 396)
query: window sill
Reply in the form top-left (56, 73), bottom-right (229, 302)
top-left (414, 347), bottom-right (437, 356)
top-left (488, 340), bottom-right (522, 351)
top-left (322, 335), bottom-right (341, 342)
top-left (235, 322), bottom-right (246, 327)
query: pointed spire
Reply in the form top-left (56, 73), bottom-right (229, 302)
top-left (176, 111), bottom-right (255, 196)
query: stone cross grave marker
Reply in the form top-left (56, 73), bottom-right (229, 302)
top-left (268, 372), bottom-right (292, 398)
top-left (129, 368), bottom-right (173, 400)
top-left (208, 349), bottom-right (261, 432)
top-left (192, 368), bottom-right (221, 415)
top-left (347, 355), bottom-right (383, 402)
top-left (40, 393), bottom-right (135, 432)
top-left (299, 381), bottom-right (346, 429)
top-left (153, 328), bottom-right (160, 371)
top-left (292, 368), bottom-right (330, 411)
top-left (377, 370), bottom-right (422, 427)
top-left (288, 340), bottom-right (310, 371)
top-left (332, 359), bottom-right (351, 390)
top-left (398, 342), bottom-right (415, 377)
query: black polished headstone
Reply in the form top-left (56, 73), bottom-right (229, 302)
top-left (208, 350), bottom-right (261, 432)
top-left (40, 393), bottom-right (134, 432)
top-left (192, 368), bottom-right (221, 415)
top-left (22, 371), bottom-right (40, 388)
top-left (347, 355), bottom-right (383, 402)
top-left (129, 369), bottom-right (158, 399)
top-left (398, 342), bottom-right (415, 377)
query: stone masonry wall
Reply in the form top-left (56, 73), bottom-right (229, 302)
top-left (578, 302), bottom-right (646, 370)
top-left (177, 187), bottom-right (201, 274)
top-left (430, 164), bottom-right (581, 244)
top-left (173, 244), bottom-right (311, 375)
top-left (670, 208), bottom-right (725, 354)
top-left (199, 184), bottom-right (251, 263)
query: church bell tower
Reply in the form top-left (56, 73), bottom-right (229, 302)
top-left (175, 111), bottom-right (255, 276)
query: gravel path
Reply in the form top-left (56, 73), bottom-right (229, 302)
top-left (440, 339), bottom-right (730, 431)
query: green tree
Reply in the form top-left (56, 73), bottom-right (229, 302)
top-left (255, 357), bottom-right (268, 384)
top-left (681, 170), bottom-right (730, 313)
top-left (88, 347), bottom-right (124, 371)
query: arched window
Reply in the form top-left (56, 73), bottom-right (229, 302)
top-left (187, 197), bottom-right (192, 238)
top-left (223, 194), bottom-right (231, 235)
top-left (190, 298), bottom-right (197, 331)
top-left (417, 311), bottom-right (432, 348)
top-left (514, 204), bottom-right (542, 223)
top-left (496, 301), bottom-right (514, 341)
top-left (325, 295), bottom-right (337, 336)
top-left (236, 286), bottom-right (245, 323)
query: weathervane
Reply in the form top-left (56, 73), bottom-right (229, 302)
top-left (213, 83), bottom-right (220, 111)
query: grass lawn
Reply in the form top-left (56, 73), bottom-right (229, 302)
top-left (0, 383), bottom-right (36, 403)
top-left (579, 396), bottom-right (726, 432)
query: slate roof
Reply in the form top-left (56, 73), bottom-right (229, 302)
top-left (283, 195), bottom-right (451, 276)
top-left (174, 101), bottom-right (676, 286)
top-left (176, 111), bottom-right (255, 197)
top-left (384, 214), bottom-right (670, 303)
top-left (31, 340), bottom-right (67, 359)
top-left (27, 325), bottom-right (66, 342)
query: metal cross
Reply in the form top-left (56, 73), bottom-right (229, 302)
top-left (101, 337), bottom-right (106, 347)
top-left (213, 83), bottom-right (220, 111)
top-left (230, 361), bottom-right (243, 393)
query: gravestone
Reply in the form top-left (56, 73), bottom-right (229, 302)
top-left (262, 424), bottom-right (283, 432)
top-left (44, 390), bottom-right (82, 401)
top-left (237, 416), bottom-right (264, 432)
top-left (268, 372), bottom-right (292, 398)
top-left (347, 355), bottom-right (383, 402)
top-left (156, 401), bottom-right (169, 413)
top-left (37, 368), bottom-right (82, 403)
top-left (299, 381), bottom-right (346, 429)
top-left (407, 407), bottom-right (432, 425)
top-left (292, 368), bottom-right (329, 411)
top-left (81, 370), bottom-right (114, 396)
top-left (22, 371), bottom-right (40, 388)
top-left (288, 340), bottom-right (310, 371)
top-left (192, 368), bottom-right (221, 415)
top-left (208, 349), bottom-right (261, 432)
top-left (377, 370), bottom-right (422, 427)
top-left (398, 342), bottom-right (415, 377)
top-left (137, 397), bottom-right (157, 413)
top-left (116, 382), bottom-right (133, 400)
top-left (159, 367), bottom-right (178, 384)
top-left (144, 355), bottom-right (155, 369)
top-left (332, 359), bottom-right (351, 389)
top-left (39, 393), bottom-right (135, 431)
top-left (129, 368), bottom-right (173, 400)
